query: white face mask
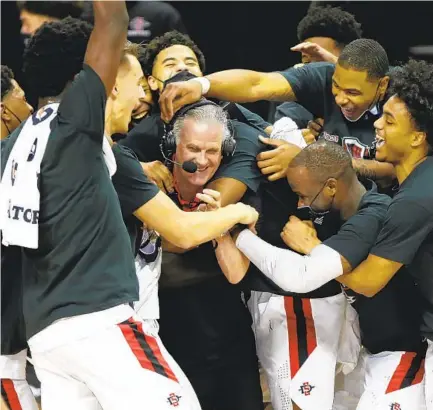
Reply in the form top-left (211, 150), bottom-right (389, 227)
top-left (342, 104), bottom-right (380, 122)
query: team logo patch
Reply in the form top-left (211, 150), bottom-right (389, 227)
top-left (299, 382), bottom-right (315, 396)
top-left (390, 403), bottom-right (401, 410)
top-left (342, 137), bottom-right (371, 159)
top-left (167, 393), bottom-right (181, 407)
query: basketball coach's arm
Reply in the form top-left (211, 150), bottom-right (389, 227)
top-left (133, 191), bottom-right (258, 250)
top-left (84, 1), bottom-right (129, 96)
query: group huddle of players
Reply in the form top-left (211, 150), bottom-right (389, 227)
top-left (1, 2), bottom-right (433, 410)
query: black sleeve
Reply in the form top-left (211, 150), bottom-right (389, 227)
top-left (370, 199), bottom-right (433, 264)
top-left (57, 64), bottom-right (106, 142)
top-left (324, 205), bottom-right (387, 268)
top-left (119, 115), bottom-right (164, 162)
top-left (112, 144), bottom-right (159, 217)
top-left (274, 101), bottom-right (314, 128)
top-left (278, 62), bottom-right (335, 118)
top-left (235, 104), bottom-right (271, 132)
top-left (210, 121), bottom-right (264, 193)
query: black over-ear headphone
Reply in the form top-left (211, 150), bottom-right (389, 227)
top-left (160, 99), bottom-right (237, 161)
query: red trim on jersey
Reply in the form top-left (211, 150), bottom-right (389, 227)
top-left (302, 298), bottom-right (317, 355)
top-left (386, 352), bottom-right (416, 394)
top-left (1, 379), bottom-right (23, 410)
top-left (284, 297), bottom-right (300, 378)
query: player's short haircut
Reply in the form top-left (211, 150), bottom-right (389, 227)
top-left (23, 16), bottom-right (92, 98)
top-left (297, 5), bottom-right (362, 48)
top-left (17, 1), bottom-right (83, 19)
top-left (1, 65), bottom-right (15, 101)
top-left (141, 30), bottom-right (206, 76)
top-left (388, 59), bottom-right (433, 147)
top-left (338, 39), bottom-right (389, 81)
top-left (289, 140), bottom-right (354, 183)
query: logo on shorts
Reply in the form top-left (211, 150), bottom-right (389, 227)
top-left (299, 382), bottom-right (315, 396)
top-left (390, 403), bottom-right (401, 410)
top-left (167, 393), bottom-right (181, 407)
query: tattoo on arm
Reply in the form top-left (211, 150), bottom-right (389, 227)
top-left (353, 159), bottom-right (377, 180)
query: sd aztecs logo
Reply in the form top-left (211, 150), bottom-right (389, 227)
top-left (342, 137), bottom-right (372, 159)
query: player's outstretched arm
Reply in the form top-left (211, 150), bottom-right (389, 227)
top-left (133, 191), bottom-right (258, 249)
top-left (160, 70), bottom-right (295, 122)
top-left (84, 0), bottom-right (129, 96)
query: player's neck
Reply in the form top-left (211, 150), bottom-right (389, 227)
top-left (173, 167), bottom-right (202, 202)
top-left (340, 180), bottom-right (366, 221)
top-left (395, 151), bottom-right (428, 185)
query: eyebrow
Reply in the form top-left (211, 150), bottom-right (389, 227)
top-left (383, 110), bottom-right (395, 120)
top-left (162, 57), bottom-right (177, 65)
top-left (332, 78), bottom-right (361, 93)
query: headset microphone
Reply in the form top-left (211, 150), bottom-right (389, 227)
top-left (160, 149), bottom-right (198, 173)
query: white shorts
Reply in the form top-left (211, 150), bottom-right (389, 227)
top-left (0, 350), bottom-right (38, 410)
top-left (28, 304), bottom-right (201, 410)
top-left (357, 349), bottom-right (426, 410)
top-left (424, 339), bottom-right (433, 409)
top-left (249, 291), bottom-right (346, 410)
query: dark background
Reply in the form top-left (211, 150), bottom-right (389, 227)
top-left (2, 1), bottom-right (433, 119)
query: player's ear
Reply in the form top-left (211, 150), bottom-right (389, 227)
top-left (110, 82), bottom-right (120, 100)
top-left (378, 75), bottom-right (390, 100)
top-left (326, 178), bottom-right (338, 196)
top-left (0, 103), bottom-right (10, 122)
top-left (411, 130), bottom-right (427, 148)
top-left (147, 75), bottom-right (159, 92)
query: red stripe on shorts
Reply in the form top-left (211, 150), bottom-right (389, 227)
top-left (284, 296), bottom-right (300, 378)
top-left (131, 319), bottom-right (178, 382)
top-left (301, 298), bottom-right (317, 356)
top-left (386, 352), bottom-right (417, 394)
top-left (1, 379), bottom-right (23, 410)
top-left (118, 319), bottom-right (156, 374)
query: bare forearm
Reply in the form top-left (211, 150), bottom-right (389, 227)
top-left (215, 234), bottom-right (250, 283)
top-left (175, 204), bottom-right (244, 248)
top-left (206, 70), bottom-right (293, 103)
top-left (352, 159), bottom-right (396, 181)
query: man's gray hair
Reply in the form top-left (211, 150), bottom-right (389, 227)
top-left (173, 104), bottom-right (231, 145)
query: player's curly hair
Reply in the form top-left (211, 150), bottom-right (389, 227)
top-left (23, 16), bottom-right (92, 98)
top-left (338, 39), bottom-right (389, 80)
top-left (141, 30), bottom-right (206, 76)
top-left (1, 65), bottom-right (15, 101)
top-left (297, 5), bottom-right (362, 49)
top-left (388, 59), bottom-right (433, 147)
top-left (17, 1), bottom-right (83, 20)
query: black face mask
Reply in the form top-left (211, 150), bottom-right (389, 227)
top-left (162, 70), bottom-right (198, 90)
top-left (296, 179), bottom-right (334, 220)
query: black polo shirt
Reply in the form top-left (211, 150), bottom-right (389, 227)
top-left (325, 184), bottom-right (423, 353)
top-left (1, 65), bottom-right (138, 339)
top-left (370, 157), bottom-right (433, 341)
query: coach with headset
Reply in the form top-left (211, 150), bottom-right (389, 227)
top-left (125, 72), bottom-right (266, 408)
